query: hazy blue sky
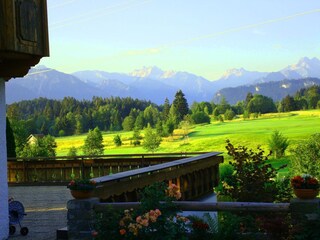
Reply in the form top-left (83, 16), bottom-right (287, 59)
top-left (40, 0), bottom-right (320, 80)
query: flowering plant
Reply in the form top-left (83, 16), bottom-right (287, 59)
top-left (290, 174), bottom-right (319, 189)
top-left (95, 182), bottom-right (214, 240)
top-left (67, 178), bottom-right (96, 191)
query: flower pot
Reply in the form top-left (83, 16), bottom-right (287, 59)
top-left (293, 189), bottom-right (319, 199)
top-left (70, 190), bottom-right (93, 199)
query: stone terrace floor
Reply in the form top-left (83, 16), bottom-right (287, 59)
top-left (8, 186), bottom-right (72, 240)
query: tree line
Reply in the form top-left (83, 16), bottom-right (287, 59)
top-left (6, 85), bottom-right (320, 157)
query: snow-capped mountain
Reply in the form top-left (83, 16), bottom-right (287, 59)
top-left (212, 68), bottom-right (268, 89)
top-left (73, 70), bottom-right (135, 85)
top-left (257, 57), bottom-right (320, 83)
top-left (5, 57), bottom-right (320, 105)
top-left (73, 66), bottom-right (217, 104)
top-left (281, 57), bottom-right (320, 78)
top-left (130, 66), bottom-right (175, 79)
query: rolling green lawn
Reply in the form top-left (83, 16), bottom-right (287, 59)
top-left (56, 110), bottom-right (320, 162)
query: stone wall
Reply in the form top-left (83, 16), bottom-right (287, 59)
top-left (67, 198), bottom-right (99, 240)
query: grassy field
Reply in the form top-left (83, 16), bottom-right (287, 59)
top-left (56, 110), bottom-right (320, 163)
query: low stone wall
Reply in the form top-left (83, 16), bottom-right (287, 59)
top-left (66, 198), bottom-right (320, 240)
top-left (67, 198), bottom-right (99, 240)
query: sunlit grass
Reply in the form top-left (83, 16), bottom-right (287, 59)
top-left (55, 110), bottom-right (320, 157)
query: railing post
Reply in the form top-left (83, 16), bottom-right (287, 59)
top-left (67, 198), bottom-right (99, 240)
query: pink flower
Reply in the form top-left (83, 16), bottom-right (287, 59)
top-left (155, 209), bottom-right (161, 216)
top-left (136, 216), bottom-right (142, 223)
top-left (141, 219), bottom-right (149, 227)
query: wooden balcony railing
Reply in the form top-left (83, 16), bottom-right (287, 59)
top-left (92, 152), bottom-right (223, 202)
top-left (7, 152), bottom-right (210, 185)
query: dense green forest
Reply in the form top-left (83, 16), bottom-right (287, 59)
top-left (6, 85), bottom-right (320, 157)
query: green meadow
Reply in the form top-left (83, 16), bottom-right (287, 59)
top-left (56, 110), bottom-right (320, 160)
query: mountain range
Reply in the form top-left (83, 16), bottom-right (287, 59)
top-left (5, 57), bottom-right (320, 105)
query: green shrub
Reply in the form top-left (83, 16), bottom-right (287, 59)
top-left (215, 164), bottom-right (234, 197)
top-left (67, 146), bottom-right (77, 157)
top-left (224, 109), bottom-right (236, 121)
top-left (191, 111), bottom-right (210, 124)
top-left (274, 177), bottom-right (292, 203)
top-left (268, 130), bottom-right (289, 159)
top-left (113, 134), bottom-right (122, 147)
top-left (222, 140), bottom-right (286, 202)
top-left (219, 164), bottom-right (234, 182)
top-left (290, 133), bottom-right (320, 179)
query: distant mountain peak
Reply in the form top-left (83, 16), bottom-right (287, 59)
top-left (298, 56), bottom-right (319, 63)
top-left (281, 57), bottom-right (320, 78)
top-left (33, 64), bottom-right (49, 70)
top-left (130, 66), bottom-right (177, 79)
top-left (130, 66), bottom-right (164, 78)
top-left (221, 68), bottom-right (247, 78)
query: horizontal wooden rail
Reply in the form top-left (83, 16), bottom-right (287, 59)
top-left (94, 201), bottom-right (290, 212)
top-left (93, 152), bottom-right (222, 184)
top-left (92, 152), bottom-right (223, 201)
top-left (8, 152), bottom-right (208, 162)
top-left (8, 152), bottom-right (210, 185)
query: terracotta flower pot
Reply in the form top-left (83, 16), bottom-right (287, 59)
top-left (293, 188), bottom-right (319, 199)
top-left (70, 190), bottom-right (93, 199)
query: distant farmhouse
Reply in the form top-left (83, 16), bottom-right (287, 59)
top-left (27, 134), bottom-right (44, 145)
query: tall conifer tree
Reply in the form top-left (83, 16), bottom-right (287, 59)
top-left (172, 90), bottom-right (188, 122)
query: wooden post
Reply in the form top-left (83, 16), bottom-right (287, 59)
top-left (0, 78), bottom-right (9, 238)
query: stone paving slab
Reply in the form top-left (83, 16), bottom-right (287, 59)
top-left (8, 186), bottom-right (72, 240)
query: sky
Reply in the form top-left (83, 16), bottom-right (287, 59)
top-left (39, 0), bottom-right (320, 80)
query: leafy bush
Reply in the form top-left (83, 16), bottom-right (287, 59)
top-left (143, 125), bottom-right (162, 153)
top-left (20, 135), bottom-right (57, 157)
top-left (224, 109), bottom-right (236, 120)
top-left (268, 130), bottom-right (289, 159)
top-left (290, 133), bottom-right (320, 179)
top-left (222, 140), bottom-right (286, 202)
top-left (131, 128), bottom-right (142, 146)
top-left (82, 127), bottom-right (104, 156)
top-left (67, 146), bottom-right (77, 157)
top-left (113, 134), bottom-right (122, 147)
top-left (191, 111), bottom-right (210, 124)
top-left (215, 164), bottom-right (234, 197)
top-left (274, 177), bottom-right (292, 203)
top-left (215, 115), bottom-right (224, 122)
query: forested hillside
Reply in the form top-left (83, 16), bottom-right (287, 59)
top-left (6, 85), bottom-right (320, 157)
top-left (7, 96), bottom-right (155, 136)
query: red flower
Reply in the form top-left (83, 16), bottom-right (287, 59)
top-left (291, 175), bottom-right (319, 189)
top-left (119, 229), bottom-right (126, 235)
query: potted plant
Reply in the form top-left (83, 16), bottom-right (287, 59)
top-left (291, 174), bottom-right (319, 199)
top-left (67, 178), bottom-right (97, 199)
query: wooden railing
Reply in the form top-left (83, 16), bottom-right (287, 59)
top-left (7, 152), bottom-right (209, 185)
top-left (94, 201), bottom-right (290, 212)
top-left (92, 152), bottom-right (223, 202)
